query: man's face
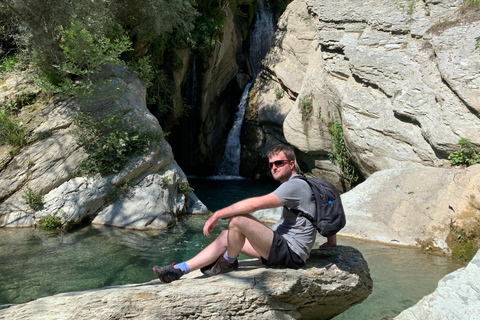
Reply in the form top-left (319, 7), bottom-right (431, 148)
top-left (268, 151), bottom-right (294, 183)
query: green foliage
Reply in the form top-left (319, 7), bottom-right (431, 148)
top-left (73, 111), bottom-right (150, 176)
top-left (22, 188), bottom-right (43, 211)
top-left (298, 95), bottom-right (313, 120)
top-left (39, 211), bottom-right (63, 230)
top-left (191, 7), bottom-right (225, 66)
top-left (0, 91), bottom-right (38, 114)
top-left (447, 223), bottom-right (480, 261)
top-left (162, 176), bottom-right (172, 188)
top-left (448, 138), bottom-right (480, 166)
top-left (106, 180), bottom-right (133, 202)
top-left (46, 18), bottom-right (131, 98)
top-left (178, 181), bottom-right (194, 195)
top-left (146, 69), bottom-right (175, 119)
top-left (127, 56), bottom-right (154, 88)
top-left (0, 110), bottom-right (28, 151)
top-left (275, 88), bottom-right (284, 100)
top-left (0, 54), bottom-right (22, 75)
top-left (465, 0), bottom-right (480, 6)
top-left (397, 0), bottom-right (416, 14)
top-left (329, 121), bottom-right (358, 185)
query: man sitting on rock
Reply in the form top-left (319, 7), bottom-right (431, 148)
top-left (153, 144), bottom-right (337, 283)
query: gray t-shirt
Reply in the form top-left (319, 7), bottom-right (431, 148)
top-left (272, 174), bottom-right (317, 262)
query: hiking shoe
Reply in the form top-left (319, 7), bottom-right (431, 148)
top-left (200, 260), bottom-right (216, 274)
top-left (203, 255), bottom-right (239, 277)
top-left (152, 263), bottom-right (184, 283)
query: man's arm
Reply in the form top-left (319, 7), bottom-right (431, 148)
top-left (203, 193), bottom-right (284, 237)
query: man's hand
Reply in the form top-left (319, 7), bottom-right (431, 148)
top-left (203, 213), bottom-right (219, 237)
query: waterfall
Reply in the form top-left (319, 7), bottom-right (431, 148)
top-left (249, 0), bottom-right (275, 76)
top-left (216, 82), bottom-right (253, 178)
top-left (215, 0), bottom-right (275, 178)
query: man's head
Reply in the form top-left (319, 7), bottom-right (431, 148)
top-left (267, 144), bottom-right (296, 183)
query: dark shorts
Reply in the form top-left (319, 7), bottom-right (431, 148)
top-left (261, 231), bottom-right (305, 269)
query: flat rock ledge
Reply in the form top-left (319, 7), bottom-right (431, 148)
top-left (0, 246), bottom-right (372, 320)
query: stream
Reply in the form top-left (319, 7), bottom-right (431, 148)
top-left (0, 178), bottom-right (467, 319)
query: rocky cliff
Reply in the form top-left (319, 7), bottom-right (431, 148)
top-left (0, 65), bottom-right (207, 229)
top-left (241, 0), bottom-right (480, 189)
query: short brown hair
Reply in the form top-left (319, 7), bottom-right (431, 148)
top-left (267, 144), bottom-right (296, 162)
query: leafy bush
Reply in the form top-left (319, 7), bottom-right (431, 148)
top-left (39, 212), bottom-right (63, 230)
top-left (447, 223), bottom-right (480, 261)
top-left (0, 55), bottom-right (22, 75)
top-left (0, 110), bottom-right (28, 151)
top-left (45, 18), bottom-right (132, 98)
top-left (73, 111), bottom-right (150, 176)
top-left (22, 188), bottom-right (43, 211)
top-left (448, 138), bottom-right (480, 166)
top-left (329, 121), bottom-right (358, 185)
top-left (1, 92), bottom-right (38, 114)
top-left (299, 95), bottom-right (313, 120)
top-left (178, 181), bottom-right (194, 195)
top-left (465, 0), bottom-right (480, 7)
top-left (275, 88), bottom-right (284, 100)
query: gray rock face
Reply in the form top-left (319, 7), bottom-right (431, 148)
top-left (0, 246), bottom-right (372, 320)
top-left (241, 0), bottom-right (480, 187)
top-left (394, 250), bottom-right (480, 320)
top-left (339, 164), bottom-right (480, 254)
top-left (0, 65), bottom-right (207, 229)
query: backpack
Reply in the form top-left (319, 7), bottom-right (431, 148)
top-left (289, 175), bottom-right (346, 237)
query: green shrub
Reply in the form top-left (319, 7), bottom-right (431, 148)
top-left (447, 223), bottom-right (480, 261)
top-left (73, 111), bottom-right (150, 176)
top-left (328, 121), bottom-right (358, 185)
top-left (299, 95), bottom-right (313, 120)
top-left (178, 181), bottom-right (194, 195)
top-left (162, 176), bottom-right (172, 188)
top-left (39, 212), bottom-right (63, 230)
top-left (41, 18), bottom-right (132, 98)
top-left (448, 138), bottom-right (480, 166)
top-left (465, 0), bottom-right (480, 7)
top-left (0, 110), bottom-right (28, 150)
top-left (1, 92), bottom-right (38, 114)
top-left (127, 56), bottom-right (154, 88)
top-left (0, 55), bottom-right (22, 75)
top-left (275, 88), bottom-right (284, 100)
top-left (22, 188), bottom-right (43, 211)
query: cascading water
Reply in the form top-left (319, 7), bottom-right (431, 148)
top-left (249, 0), bottom-right (275, 76)
top-left (216, 82), bottom-right (252, 177)
top-left (216, 0), bottom-right (275, 177)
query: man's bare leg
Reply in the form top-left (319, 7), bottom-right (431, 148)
top-left (185, 230), bottom-right (229, 272)
top-left (185, 215), bottom-right (269, 272)
top-left (226, 214), bottom-right (274, 260)
top-left (319, 235), bottom-right (337, 248)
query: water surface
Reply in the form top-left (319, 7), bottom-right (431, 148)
top-left (0, 178), bottom-right (467, 319)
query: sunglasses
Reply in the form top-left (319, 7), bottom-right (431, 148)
top-left (268, 160), bottom-right (290, 169)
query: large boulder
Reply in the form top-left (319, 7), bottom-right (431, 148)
top-left (394, 250), bottom-right (480, 320)
top-left (339, 164), bottom-right (480, 254)
top-left (0, 246), bottom-right (372, 320)
top-left (0, 65), bottom-right (207, 229)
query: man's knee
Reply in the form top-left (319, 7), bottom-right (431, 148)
top-left (228, 214), bottom-right (250, 228)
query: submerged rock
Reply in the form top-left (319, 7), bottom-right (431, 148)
top-left (0, 246), bottom-right (372, 320)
